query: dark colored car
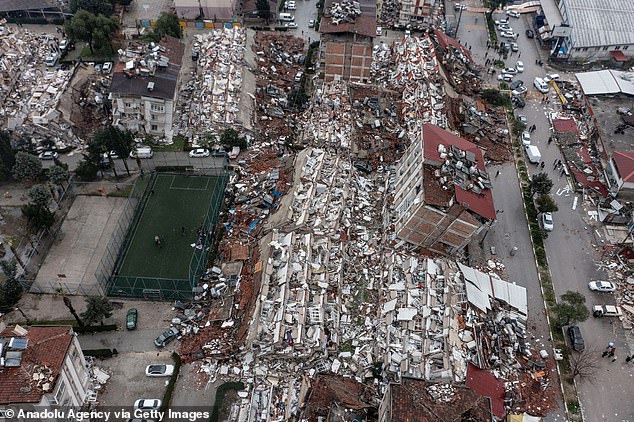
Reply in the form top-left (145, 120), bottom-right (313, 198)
top-left (154, 327), bottom-right (179, 347)
top-left (567, 325), bottom-right (585, 352)
top-left (512, 95), bottom-right (526, 109)
top-left (525, 29), bottom-right (534, 38)
top-left (126, 308), bottom-right (138, 330)
top-left (510, 79), bottom-right (524, 90)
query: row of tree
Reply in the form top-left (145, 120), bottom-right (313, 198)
top-left (530, 172), bottom-right (559, 214)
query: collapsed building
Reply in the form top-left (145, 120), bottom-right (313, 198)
top-left (110, 35), bottom-right (184, 142)
top-left (320, 0), bottom-right (377, 83)
top-left (392, 123), bottom-right (495, 254)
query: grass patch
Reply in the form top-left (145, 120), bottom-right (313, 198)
top-left (485, 11), bottom-right (498, 45)
top-left (151, 136), bottom-right (186, 152)
top-left (160, 352), bottom-right (182, 412)
top-left (211, 381), bottom-right (245, 422)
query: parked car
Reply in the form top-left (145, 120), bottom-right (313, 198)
top-left (130, 146), bottom-right (154, 159)
top-left (567, 325), bottom-right (585, 352)
top-left (534, 77), bottom-right (549, 94)
top-left (228, 146), bottom-right (241, 159)
top-left (507, 10), bottom-right (520, 18)
top-left (515, 61), bottom-right (524, 72)
top-left (501, 31), bottom-right (518, 39)
top-left (497, 73), bottom-right (514, 82)
top-left (59, 39), bottom-right (69, 51)
top-left (525, 29), bottom-right (534, 38)
top-left (512, 85), bottom-right (528, 96)
top-left (521, 131), bottom-right (531, 146)
top-left (145, 364), bottom-right (175, 377)
top-left (512, 95), bottom-right (525, 108)
top-left (102, 62), bottom-right (113, 73)
top-left (510, 79), bottom-right (524, 90)
top-left (126, 308), bottom-right (138, 330)
top-left (541, 212), bottom-right (553, 231)
top-left (189, 148), bottom-right (210, 158)
top-left (134, 399), bottom-right (162, 410)
top-left (517, 114), bottom-right (528, 124)
top-left (154, 327), bottom-right (179, 347)
top-left (503, 67), bottom-right (518, 75)
top-left (497, 24), bottom-right (512, 32)
top-left (544, 73), bottom-right (560, 83)
top-left (592, 304), bottom-right (622, 317)
top-left (510, 42), bottom-right (519, 52)
top-left (588, 280), bottom-right (616, 293)
top-left (284, 22), bottom-right (298, 28)
top-left (294, 71), bottom-right (303, 82)
top-left (308, 19), bottom-right (315, 28)
top-left (454, 3), bottom-right (467, 11)
top-left (38, 150), bottom-right (58, 160)
top-left (45, 53), bottom-right (59, 67)
top-left (376, 26), bottom-right (382, 36)
top-left (494, 18), bottom-right (509, 25)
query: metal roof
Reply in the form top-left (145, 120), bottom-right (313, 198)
top-left (562, 0), bottom-right (634, 48)
top-left (575, 70), bottom-right (634, 95)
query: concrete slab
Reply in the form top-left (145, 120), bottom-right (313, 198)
top-left (31, 195), bottom-right (127, 295)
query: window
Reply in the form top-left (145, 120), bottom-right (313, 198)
top-left (624, 46), bottom-right (629, 50)
top-left (151, 125), bottom-right (158, 131)
top-left (615, 46), bottom-right (621, 50)
top-left (151, 114), bottom-right (157, 121)
top-left (582, 47), bottom-right (589, 52)
top-left (151, 104), bottom-right (165, 112)
top-left (54, 381), bottom-right (66, 404)
top-left (124, 103), bottom-right (132, 108)
top-left (602, 46), bottom-right (608, 51)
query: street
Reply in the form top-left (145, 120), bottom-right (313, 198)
top-left (455, 1), bottom-right (634, 420)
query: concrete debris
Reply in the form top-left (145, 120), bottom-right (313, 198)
top-left (176, 27), bottom-right (246, 139)
top-left (328, 0), bottom-right (362, 25)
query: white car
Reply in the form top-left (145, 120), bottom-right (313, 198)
top-left (284, 22), bottom-right (298, 28)
top-left (497, 73), bottom-right (514, 82)
top-left (517, 114), bottom-right (528, 124)
top-left (494, 18), bottom-right (509, 25)
top-left (285, 0), bottom-right (296, 9)
top-left (501, 31), bottom-right (518, 39)
top-left (521, 131), bottom-right (531, 145)
top-left (189, 148), bottom-right (210, 158)
top-left (38, 150), bottom-right (59, 160)
top-left (541, 212), bottom-right (553, 231)
top-left (534, 77), bottom-right (549, 93)
top-left (134, 399), bottom-right (161, 410)
top-left (294, 71), bottom-right (303, 82)
top-left (45, 53), bottom-right (58, 67)
top-left (588, 280), bottom-right (616, 293)
top-left (515, 61), bottom-right (524, 72)
top-left (507, 10), bottom-right (520, 18)
top-left (102, 62), bottom-right (113, 73)
top-left (309, 19), bottom-right (316, 28)
top-left (512, 85), bottom-right (528, 96)
top-left (504, 67), bottom-right (518, 75)
top-left (145, 364), bottom-right (175, 377)
top-left (544, 73), bottom-right (560, 83)
top-left (59, 39), bottom-right (69, 50)
top-left (497, 24), bottom-right (511, 31)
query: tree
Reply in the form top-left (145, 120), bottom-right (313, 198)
top-left (531, 172), bottom-right (553, 196)
top-left (146, 12), bottom-right (181, 42)
top-left (81, 296), bottom-right (113, 325)
top-left (28, 184), bottom-right (52, 210)
top-left (63, 296), bottom-right (84, 327)
top-left (48, 165), bottom-right (70, 189)
top-left (569, 347), bottom-right (600, 380)
top-left (554, 291), bottom-right (589, 327)
top-left (0, 131), bottom-right (15, 181)
top-left (536, 194), bottom-right (559, 214)
top-left (65, 10), bottom-right (118, 54)
top-left (21, 203), bottom-right (55, 231)
top-left (256, 0), bottom-right (272, 20)
top-left (12, 152), bottom-right (43, 182)
top-left (70, 0), bottom-right (113, 15)
top-left (0, 260), bottom-right (23, 313)
top-left (93, 126), bottom-right (134, 176)
top-left (75, 158), bottom-right (99, 181)
top-left (220, 128), bottom-right (247, 149)
top-left (481, 89), bottom-right (510, 107)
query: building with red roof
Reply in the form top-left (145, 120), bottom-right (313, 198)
top-left (392, 124), bottom-right (495, 255)
top-left (609, 151), bottom-right (634, 198)
top-left (552, 118), bottom-right (578, 144)
top-left (0, 325), bottom-right (92, 409)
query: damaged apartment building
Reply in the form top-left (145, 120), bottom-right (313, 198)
top-left (110, 36), bottom-right (184, 141)
top-left (320, 0), bottom-right (377, 82)
top-left (392, 124), bottom-right (496, 255)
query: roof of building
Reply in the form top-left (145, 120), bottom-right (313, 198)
top-left (539, 0), bottom-right (563, 27)
top-left (110, 36), bottom-right (184, 101)
top-left (465, 363), bottom-right (505, 419)
top-left (174, 0), bottom-right (232, 9)
top-left (552, 118), bottom-right (578, 133)
top-left (422, 124), bottom-right (495, 220)
top-left (0, 326), bottom-right (74, 405)
top-left (320, 0), bottom-right (376, 38)
top-left (575, 70), bottom-right (634, 96)
top-left (0, 0), bottom-right (60, 12)
top-left (388, 378), bottom-right (493, 422)
top-left (433, 29), bottom-right (474, 62)
top-left (563, 0), bottom-right (634, 48)
top-left (302, 374), bottom-right (375, 419)
top-left (612, 151), bottom-right (634, 182)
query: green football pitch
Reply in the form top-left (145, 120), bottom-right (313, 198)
top-left (116, 173), bottom-right (222, 280)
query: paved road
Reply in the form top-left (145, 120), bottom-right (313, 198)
top-left (456, 3), bottom-right (634, 420)
top-left (278, 0), bottom-right (320, 44)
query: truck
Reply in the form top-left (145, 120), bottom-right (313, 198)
top-left (525, 145), bottom-right (541, 164)
top-left (592, 304), bottom-right (623, 318)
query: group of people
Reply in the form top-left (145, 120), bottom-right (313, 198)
top-left (602, 342), bottom-right (634, 363)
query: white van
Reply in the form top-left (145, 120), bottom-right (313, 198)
top-left (525, 145), bottom-right (541, 163)
top-left (130, 146), bottom-right (154, 159)
top-left (279, 13), bottom-right (294, 22)
top-left (534, 77), bottom-right (549, 94)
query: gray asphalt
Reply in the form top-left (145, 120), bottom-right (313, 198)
top-left (456, 2), bottom-right (634, 420)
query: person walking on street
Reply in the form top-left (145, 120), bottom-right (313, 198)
top-left (495, 170), bottom-right (500, 177)
top-left (540, 162), bottom-right (545, 169)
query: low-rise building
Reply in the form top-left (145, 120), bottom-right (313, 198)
top-left (0, 325), bottom-right (92, 411)
top-left (392, 124), bottom-right (495, 255)
top-left (174, 0), bottom-right (236, 20)
top-left (110, 36), bottom-right (184, 141)
top-left (609, 151), bottom-right (634, 198)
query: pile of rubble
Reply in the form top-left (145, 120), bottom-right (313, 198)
top-left (0, 25), bottom-right (77, 144)
top-left (328, 0), bottom-right (362, 24)
top-left (299, 80), bottom-right (353, 150)
top-left (176, 27), bottom-right (246, 139)
top-left (378, 0), bottom-right (401, 27)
